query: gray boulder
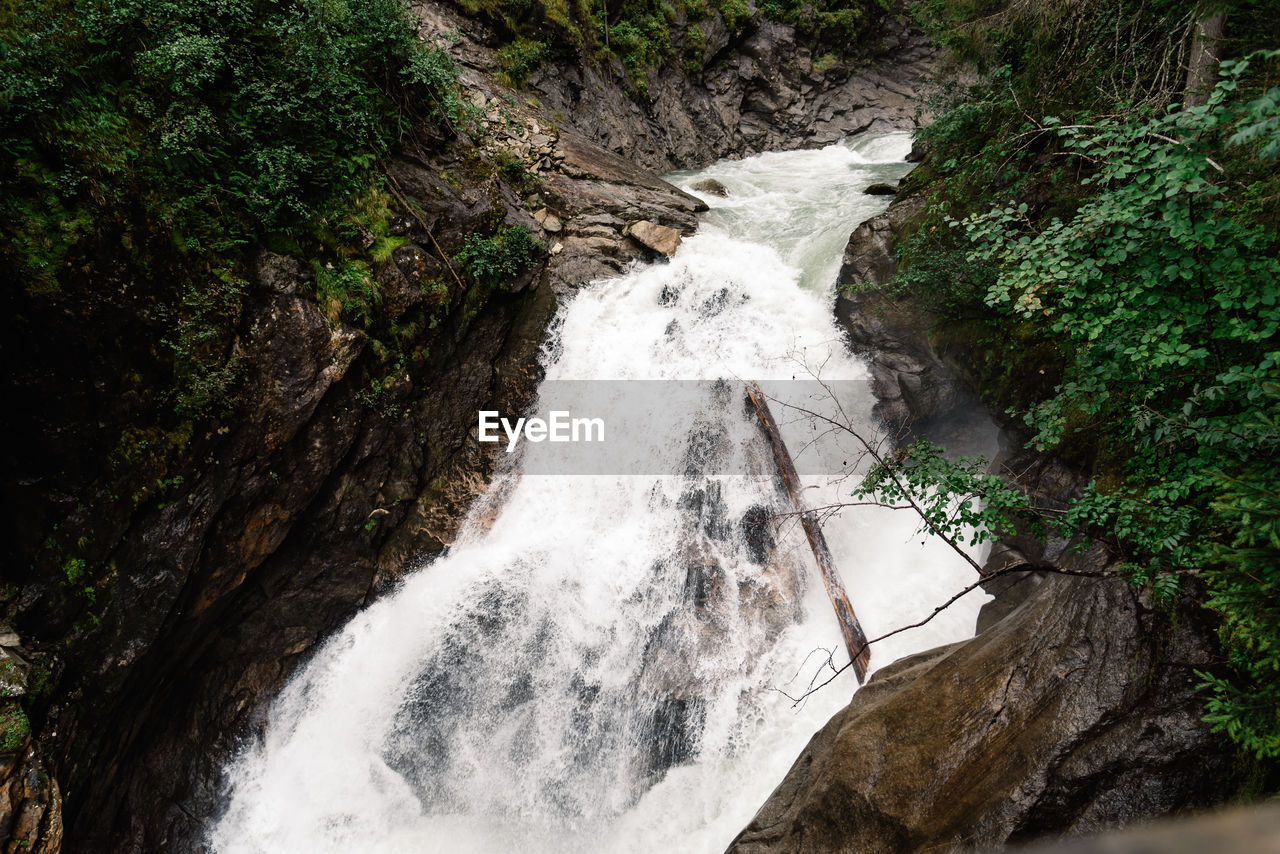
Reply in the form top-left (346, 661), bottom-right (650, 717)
top-left (727, 555), bottom-right (1232, 854)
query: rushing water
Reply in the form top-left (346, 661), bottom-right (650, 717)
top-left (211, 132), bottom-right (992, 853)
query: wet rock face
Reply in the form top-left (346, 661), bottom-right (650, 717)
top-left (61, 252), bottom-right (554, 854)
top-left (1, 744), bottom-right (63, 854)
top-left (727, 555), bottom-right (1234, 854)
top-left (833, 195), bottom-right (977, 437)
top-left (526, 18), bottom-right (935, 172)
top-left (1, 626), bottom-right (62, 854)
top-left (539, 132), bottom-right (705, 289)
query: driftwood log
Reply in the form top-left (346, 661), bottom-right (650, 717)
top-left (745, 381), bottom-right (871, 683)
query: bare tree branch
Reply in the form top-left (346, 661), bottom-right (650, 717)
top-left (773, 561), bottom-right (1119, 706)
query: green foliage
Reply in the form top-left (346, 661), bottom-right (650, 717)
top-left (1200, 466), bottom-right (1280, 757)
top-left (0, 703), bottom-right (30, 751)
top-left (2, 0), bottom-right (461, 271)
top-left (760, 0), bottom-right (885, 44)
top-left (0, 0), bottom-right (465, 416)
top-left (681, 0), bottom-right (709, 19)
top-left (812, 53), bottom-right (838, 74)
top-left (855, 439), bottom-right (1037, 546)
top-left (685, 23), bottom-right (706, 56)
top-left (962, 73), bottom-right (1280, 756)
top-left (458, 0), bottom-right (884, 95)
top-left (608, 14), bottom-right (673, 94)
top-left (61, 558), bottom-right (85, 586)
top-left (494, 150), bottom-right (543, 196)
top-left (166, 268), bottom-right (248, 416)
top-left (498, 36), bottom-right (548, 86)
top-left (1226, 50), bottom-right (1280, 160)
top-left (712, 0), bottom-right (751, 30)
top-left (403, 37), bottom-right (478, 129)
top-left (454, 225), bottom-right (543, 289)
top-left (888, 41), bottom-right (1280, 760)
top-left (873, 222), bottom-right (997, 317)
top-left (314, 261), bottom-right (381, 327)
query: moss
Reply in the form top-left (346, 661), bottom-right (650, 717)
top-left (371, 235), bottom-right (408, 265)
top-left (812, 52), bottom-right (837, 74)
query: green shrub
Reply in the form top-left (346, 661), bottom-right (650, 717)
top-left (454, 225), bottom-right (544, 288)
top-left (314, 261), bottom-right (381, 327)
top-left (494, 150), bottom-right (543, 196)
top-left (498, 37), bottom-right (548, 86)
top-left (876, 224), bottom-right (997, 317)
top-left (608, 14), bottom-right (673, 93)
top-left (61, 558), bottom-right (85, 586)
top-left (880, 42), bottom-right (1280, 761)
top-left (686, 23), bottom-right (706, 56)
top-left (812, 53), bottom-right (838, 74)
top-left (713, 0), bottom-right (751, 30)
top-left (682, 0), bottom-right (709, 19)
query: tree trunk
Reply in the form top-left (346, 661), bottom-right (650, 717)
top-left (1183, 11), bottom-right (1226, 107)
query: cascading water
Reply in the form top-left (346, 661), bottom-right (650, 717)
top-left (211, 132), bottom-right (994, 854)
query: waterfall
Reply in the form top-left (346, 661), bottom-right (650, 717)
top-left (210, 132), bottom-right (993, 854)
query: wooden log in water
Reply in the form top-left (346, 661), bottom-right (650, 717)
top-left (745, 381), bottom-right (871, 684)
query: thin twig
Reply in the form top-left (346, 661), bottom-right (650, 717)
top-left (774, 562), bottom-right (1118, 706)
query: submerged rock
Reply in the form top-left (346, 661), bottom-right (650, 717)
top-left (691, 178), bottom-right (731, 197)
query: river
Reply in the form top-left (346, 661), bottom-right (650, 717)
top-left (210, 131), bottom-right (991, 854)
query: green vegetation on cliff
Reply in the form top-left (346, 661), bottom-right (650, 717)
top-left (2, 0), bottom-right (465, 284)
top-left (876, 0), bottom-right (1280, 765)
top-left (1, 0), bottom-right (471, 417)
top-left (0, 0), bottom-right (477, 740)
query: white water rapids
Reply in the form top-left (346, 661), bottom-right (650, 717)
top-left (211, 132), bottom-right (993, 853)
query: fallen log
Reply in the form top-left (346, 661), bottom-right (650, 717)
top-left (745, 381), bottom-right (871, 683)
